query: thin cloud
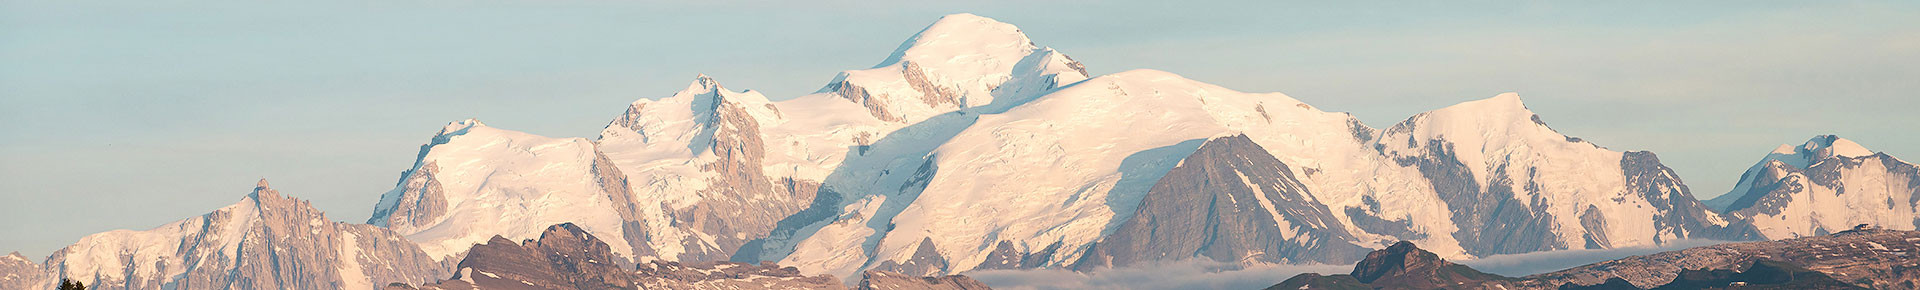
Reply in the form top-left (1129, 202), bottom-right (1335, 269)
top-left (1458, 239), bottom-right (1731, 277)
top-left (970, 240), bottom-right (1731, 289)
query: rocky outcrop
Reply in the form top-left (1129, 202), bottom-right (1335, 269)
top-left (1267, 241), bottom-right (1512, 289)
top-left (401, 223), bottom-right (847, 290)
top-left (36, 180), bottom-right (452, 290)
top-left (1083, 134), bottom-right (1368, 269)
top-left (857, 271), bottom-right (992, 290)
top-left (1520, 226), bottom-right (1920, 289)
top-left (370, 162), bottom-right (448, 228)
top-left (398, 223), bottom-right (986, 290)
top-left (872, 238), bottom-right (953, 276)
top-left (407, 223), bottom-right (638, 289)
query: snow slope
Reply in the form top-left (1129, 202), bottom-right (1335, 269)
top-left (368, 119), bottom-right (632, 260)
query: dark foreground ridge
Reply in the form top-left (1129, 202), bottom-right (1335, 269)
top-left (1266, 241), bottom-right (1512, 290)
top-left (386, 223), bottom-right (990, 290)
top-left (1271, 230), bottom-right (1903, 289)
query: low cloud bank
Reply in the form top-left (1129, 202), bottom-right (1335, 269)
top-left (1458, 239), bottom-right (1732, 277)
top-left (969, 240), bottom-right (1732, 289)
top-left (968, 260), bottom-right (1348, 290)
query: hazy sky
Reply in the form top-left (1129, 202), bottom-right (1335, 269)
top-left (3, 1), bottom-right (1916, 258)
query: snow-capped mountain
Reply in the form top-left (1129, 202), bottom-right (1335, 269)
top-left (822, 13), bottom-right (1088, 124)
top-left (1707, 135), bottom-right (1920, 239)
top-left (1369, 93), bottom-right (1759, 257)
top-left (367, 119), bottom-right (636, 261)
top-left (15, 180), bottom-right (450, 290)
top-left (366, 13), bottom-right (1093, 269)
top-left (347, 13), bottom-right (1755, 280)
top-left (742, 63), bottom-right (1755, 278)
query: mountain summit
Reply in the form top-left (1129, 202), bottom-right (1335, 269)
top-left (1710, 135), bottom-right (1919, 239)
top-left (30, 181), bottom-right (450, 289)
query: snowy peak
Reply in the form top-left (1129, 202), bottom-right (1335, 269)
top-left (1801, 135), bottom-right (1877, 159)
top-left (437, 118), bottom-right (485, 138)
top-left (604, 74), bottom-right (777, 143)
top-left (879, 13), bottom-right (1037, 68)
top-left (671, 74), bottom-right (771, 105)
top-left (374, 118), bottom-right (631, 260)
top-left (1710, 135), bottom-right (1919, 238)
top-left (824, 13), bottom-right (1085, 124)
top-left (1402, 92), bottom-right (1540, 133)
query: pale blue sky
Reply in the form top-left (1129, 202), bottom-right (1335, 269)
top-left (3, 1), bottom-right (1915, 258)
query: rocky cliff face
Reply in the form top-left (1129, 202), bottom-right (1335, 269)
top-left (1266, 241), bottom-right (1511, 290)
top-left (593, 75), bottom-right (836, 263)
top-left (399, 223), bottom-right (846, 290)
top-left (1, 252), bottom-right (43, 290)
top-left (1709, 135), bottom-right (1920, 239)
top-left (1081, 134), bottom-right (1368, 269)
top-left (29, 180), bottom-right (451, 290)
top-left (857, 271), bottom-right (992, 290)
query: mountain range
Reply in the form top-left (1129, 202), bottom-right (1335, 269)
top-left (3, 13), bottom-right (1915, 289)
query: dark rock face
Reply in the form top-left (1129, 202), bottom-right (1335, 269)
top-left (410, 223), bottom-right (636, 289)
top-left (1267, 241), bottom-right (1511, 290)
top-left (872, 238), bottom-right (952, 276)
top-left (1394, 139), bottom-right (1564, 257)
top-left (857, 271), bottom-right (992, 290)
top-left (675, 94), bottom-right (809, 262)
top-left (591, 149), bottom-right (657, 260)
top-left (399, 223), bottom-right (992, 290)
top-left (1648, 259), bottom-right (1865, 290)
top-left (825, 78), bottom-right (904, 123)
top-left (1350, 241), bottom-right (1510, 287)
top-left (1085, 135), bottom-right (1368, 269)
top-left (41, 181), bottom-right (452, 290)
top-left (1265, 273), bottom-right (1368, 290)
top-left (1520, 228), bottom-right (1920, 289)
top-left (406, 223), bottom-right (846, 290)
top-left (370, 162), bottom-right (448, 228)
top-left (1617, 151), bottom-right (1764, 243)
top-left (598, 76), bottom-right (823, 263)
top-left (1557, 278), bottom-right (1641, 290)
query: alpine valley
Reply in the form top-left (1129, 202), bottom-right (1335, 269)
top-left (5, 13), bottom-right (1916, 290)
